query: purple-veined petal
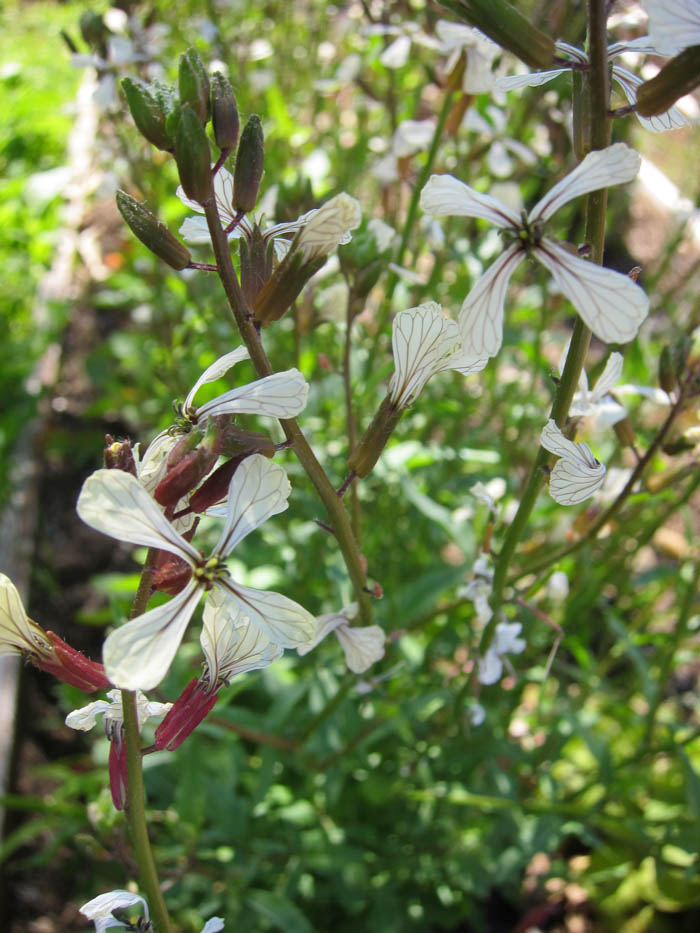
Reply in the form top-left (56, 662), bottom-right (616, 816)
top-left (548, 456), bottom-right (606, 505)
top-left (555, 40), bottom-right (589, 63)
top-left (607, 37), bottom-right (658, 57)
top-left (388, 302), bottom-right (458, 408)
top-left (540, 419), bottom-right (592, 465)
top-left (535, 239), bottom-right (649, 344)
top-left (213, 455), bottom-right (291, 557)
top-left (591, 352), bottom-right (624, 401)
top-left (612, 65), bottom-right (688, 132)
top-left (297, 193), bottom-right (361, 261)
top-left (420, 174), bottom-right (519, 228)
top-left (184, 347), bottom-right (251, 411)
top-left (458, 244), bottom-right (524, 358)
top-left (297, 603), bottom-right (359, 655)
top-left (103, 579), bottom-right (202, 690)
top-left (496, 68), bottom-right (571, 91)
top-left (201, 590), bottom-right (283, 684)
top-left (77, 469), bottom-right (200, 563)
top-left (215, 581), bottom-right (316, 648)
top-left (643, 0), bottom-right (700, 55)
top-left (197, 368), bottom-right (309, 420)
top-left (335, 624), bottom-right (386, 673)
top-left (529, 144), bottom-right (641, 223)
top-left (0, 573), bottom-right (51, 658)
top-left (136, 431), bottom-right (177, 494)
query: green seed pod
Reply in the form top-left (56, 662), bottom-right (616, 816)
top-left (178, 47), bottom-right (211, 125)
top-left (233, 115), bottom-right (264, 212)
top-left (116, 190), bottom-right (191, 270)
top-left (211, 71), bottom-right (239, 150)
top-left (348, 396), bottom-right (403, 478)
top-left (174, 104), bottom-right (213, 204)
top-left (636, 46), bottom-right (700, 118)
top-left (439, 0), bottom-right (555, 70)
top-left (122, 77), bottom-right (173, 151)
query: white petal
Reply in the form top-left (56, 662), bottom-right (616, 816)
top-left (213, 455), bottom-right (291, 556)
top-left (77, 469), bottom-right (200, 563)
top-left (612, 66), bottom-right (688, 133)
top-left (216, 581), bottom-right (316, 648)
top-left (297, 603), bottom-right (359, 655)
top-left (297, 193), bottom-right (361, 261)
top-left (103, 581), bottom-right (201, 690)
top-left (0, 573), bottom-right (51, 657)
top-left (495, 68), bottom-right (570, 90)
top-left (388, 301), bottom-right (458, 408)
top-left (335, 624), bottom-right (386, 673)
top-left (590, 352), bottom-right (624, 402)
top-left (535, 239), bottom-right (649, 344)
top-left (420, 174), bottom-right (519, 228)
top-left (201, 920), bottom-right (225, 933)
top-left (179, 215), bottom-right (214, 244)
top-left (197, 368), bottom-right (309, 420)
top-left (136, 432), bottom-right (177, 495)
top-left (492, 621), bottom-right (526, 656)
top-left (65, 698), bottom-right (114, 731)
top-left (468, 702), bottom-right (486, 726)
top-left (643, 0), bottom-right (700, 55)
top-left (80, 890), bottom-right (149, 930)
top-left (393, 119), bottom-right (435, 157)
top-left (458, 245), bottom-right (524, 358)
top-left (201, 591), bottom-right (282, 683)
top-left (540, 419), bottom-right (593, 467)
top-left (529, 144), bottom-right (641, 223)
top-left (380, 34), bottom-right (411, 68)
top-left (185, 347), bottom-right (251, 411)
top-left (478, 649), bottom-right (503, 685)
top-left (548, 456), bottom-right (606, 505)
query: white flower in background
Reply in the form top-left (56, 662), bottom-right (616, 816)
top-left (79, 890), bottom-right (149, 933)
top-left (642, 0), bottom-right (700, 55)
top-left (421, 144), bottom-right (649, 359)
top-left (547, 571), bottom-right (570, 602)
top-left (540, 419), bottom-right (607, 505)
top-left (470, 481), bottom-right (497, 513)
top-left (77, 456), bottom-right (316, 690)
top-left (368, 217), bottom-right (399, 253)
top-left (364, 21), bottom-right (441, 70)
top-left (388, 302), bottom-right (488, 409)
top-left (460, 555), bottom-right (494, 625)
top-left (568, 351), bottom-right (627, 429)
top-left (478, 621), bottom-right (526, 685)
top-left (435, 20), bottom-right (500, 93)
top-left (65, 689), bottom-right (171, 734)
top-left (200, 590), bottom-right (283, 690)
top-left (467, 701), bottom-right (486, 726)
top-left (296, 193), bottom-right (361, 261)
top-left (497, 39), bottom-right (688, 132)
top-left (178, 166), bottom-right (315, 258)
top-left (136, 347), bottom-right (309, 494)
top-left (297, 604), bottom-right (386, 674)
top-left (371, 120), bottom-right (436, 185)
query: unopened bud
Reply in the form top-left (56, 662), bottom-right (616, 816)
top-left (108, 728), bottom-right (128, 810)
top-left (121, 77), bottom-right (174, 152)
top-left (152, 552), bottom-right (194, 595)
top-left (211, 71), bottom-right (239, 150)
top-left (613, 416), bottom-right (636, 449)
top-left (438, 0), bottom-right (555, 70)
top-left (240, 225), bottom-right (274, 306)
top-left (42, 632), bottom-right (111, 692)
top-left (156, 421), bottom-right (223, 507)
top-left (116, 190), bottom-right (191, 270)
top-left (636, 46), bottom-right (700, 118)
top-left (174, 104), bottom-right (213, 204)
top-left (103, 435), bottom-right (138, 475)
top-left (233, 115), bottom-right (264, 212)
top-left (348, 395), bottom-right (403, 478)
top-left (154, 678), bottom-right (219, 751)
top-left (178, 47), bottom-right (211, 125)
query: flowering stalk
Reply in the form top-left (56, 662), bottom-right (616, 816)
top-left (200, 196), bottom-right (373, 626)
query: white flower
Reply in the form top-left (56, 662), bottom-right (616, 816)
top-left (200, 590), bottom-right (283, 690)
top-left (468, 702), bottom-right (486, 726)
top-left (0, 573), bottom-right (52, 660)
top-left (178, 166), bottom-right (315, 257)
top-left (642, 0), bottom-right (700, 55)
top-left (478, 621), bottom-right (526, 685)
top-left (547, 571), bottom-right (570, 602)
top-left (297, 604), bottom-right (386, 674)
top-left (388, 301), bottom-right (488, 409)
top-left (540, 419), bottom-right (607, 505)
top-left (567, 350), bottom-right (627, 429)
top-left (368, 217), bottom-right (399, 252)
top-left (296, 193), bottom-right (362, 261)
top-left (470, 481), bottom-right (496, 512)
top-left (77, 455), bottom-right (316, 690)
top-left (421, 144), bottom-right (649, 358)
top-left (497, 39), bottom-right (688, 132)
top-left (79, 890), bottom-right (148, 933)
top-left (65, 689), bottom-right (171, 733)
top-left (435, 20), bottom-right (500, 93)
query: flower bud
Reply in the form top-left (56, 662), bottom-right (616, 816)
top-left (439, 0), bottom-right (555, 70)
top-left (103, 435), bottom-right (138, 475)
top-left (233, 115), bottom-right (264, 212)
top-left (240, 225), bottom-right (275, 306)
top-left (116, 190), bottom-right (191, 270)
top-left (211, 71), bottom-right (239, 150)
top-left (178, 47), bottom-right (211, 125)
top-left (152, 552), bottom-right (194, 595)
top-left (636, 47), bottom-right (700, 118)
top-left (348, 395), bottom-right (403, 478)
top-left (154, 678), bottom-right (219, 751)
top-left (155, 421), bottom-right (223, 506)
top-left (174, 104), bottom-right (213, 204)
top-left (108, 727), bottom-right (128, 810)
top-left (42, 632), bottom-right (111, 692)
top-left (613, 416), bottom-right (636, 449)
top-left (121, 77), bottom-right (174, 152)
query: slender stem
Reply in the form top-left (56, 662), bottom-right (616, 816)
top-left (201, 199), bottom-right (372, 624)
top-left (121, 548), bottom-right (173, 933)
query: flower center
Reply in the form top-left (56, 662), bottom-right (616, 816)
top-left (193, 556), bottom-right (229, 590)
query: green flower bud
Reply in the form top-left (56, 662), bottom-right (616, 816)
top-left (174, 104), bottom-right (213, 204)
top-left (178, 47), bottom-right (211, 125)
top-left (240, 225), bottom-right (274, 307)
top-left (636, 46), bottom-right (700, 118)
top-left (233, 115), bottom-right (264, 212)
top-left (439, 0), bottom-right (555, 70)
top-left (122, 77), bottom-right (174, 151)
top-left (211, 72), bottom-right (239, 150)
top-left (116, 190), bottom-right (191, 270)
top-left (348, 395), bottom-right (403, 478)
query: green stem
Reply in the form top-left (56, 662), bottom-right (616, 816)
top-left (121, 548), bottom-right (173, 933)
top-left (202, 199), bottom-right (372, 625)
